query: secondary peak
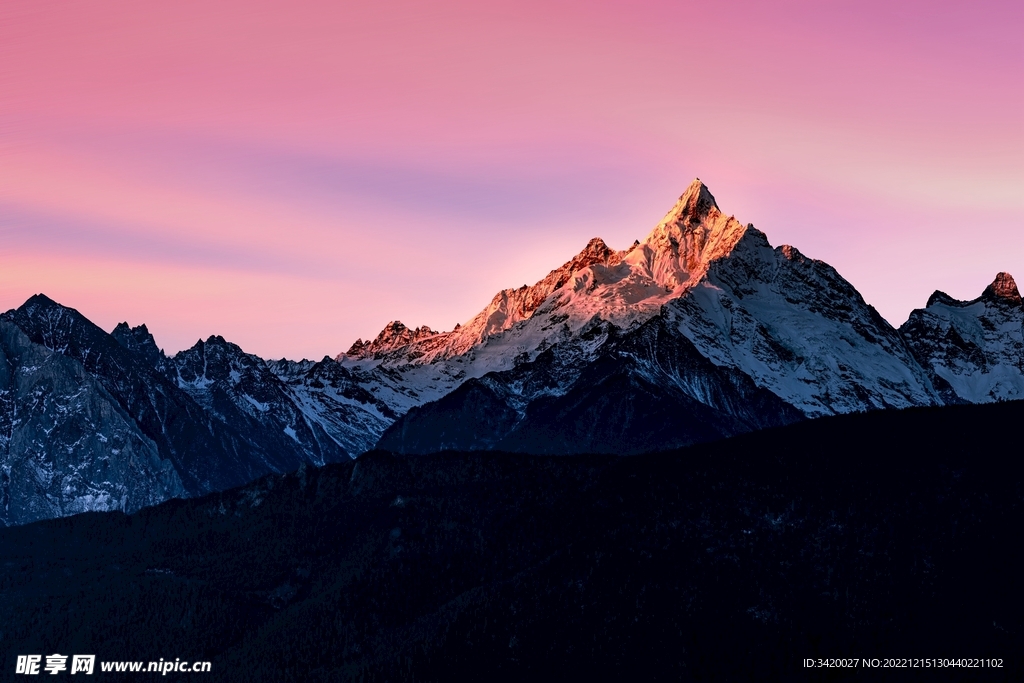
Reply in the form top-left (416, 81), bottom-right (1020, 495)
top-left (982, 272), bottom-right (1022, 304)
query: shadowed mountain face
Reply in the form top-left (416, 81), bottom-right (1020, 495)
top-left (110, 321), bottom-right (163, 367)
top-left (1, 295), bottom-right (261, 498)
top-left (0, 320), bottom-right (184, 526)
top-left (2, 400), bottom-right (1022, 681)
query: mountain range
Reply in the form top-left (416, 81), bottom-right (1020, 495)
top-left (3, 179), bottom-right (1022, 525)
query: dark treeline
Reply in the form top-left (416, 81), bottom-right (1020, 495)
top-left (2, 401), bottom-right (1023, 681)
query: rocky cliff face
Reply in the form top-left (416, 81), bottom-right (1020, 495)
top-left (900, 273), bottom-right (1024, 403)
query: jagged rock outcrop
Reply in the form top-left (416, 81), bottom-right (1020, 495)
top-left (346, 322), bottom-right (441, 359)
top-left (111, 322), bottom-right (165, 368)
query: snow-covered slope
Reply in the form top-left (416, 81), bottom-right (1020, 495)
top-left (900, 273), bottom-right (1024, 403)
top-left (252, 356), bottom-right (397, 458)
top-left (667, 232), bottom-right (939, 417)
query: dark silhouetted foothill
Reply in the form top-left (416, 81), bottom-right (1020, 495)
top-left (1, 400), bottom-right (1022, 681)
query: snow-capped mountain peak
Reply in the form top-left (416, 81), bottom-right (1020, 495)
top-left (633, 178), bottom-right (755, 291)
top-left (338, 178), bottom-right (759, 371)
top-left (374, 178), bottom-right (951, 453)
top-left (337, 178), bottom-right (943, 430)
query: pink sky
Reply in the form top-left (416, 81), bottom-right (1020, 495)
top-left (2, 0), bottom-right (1022, 359)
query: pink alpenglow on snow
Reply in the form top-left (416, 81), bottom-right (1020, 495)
top-left (2, 0), bottom-right (1022, 359)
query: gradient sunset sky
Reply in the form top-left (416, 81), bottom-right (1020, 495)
top-left (2, 0), bottom-right (1021, 359)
